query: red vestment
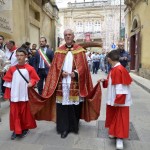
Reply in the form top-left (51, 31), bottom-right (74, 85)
top-left (3, 64), bottom-right (40, 134)
top-left (28, 44), bottom-right (102, 122)
top-left (104, 64), bottom-right (132, 138)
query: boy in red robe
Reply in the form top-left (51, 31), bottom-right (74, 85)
top-left (3, 47), bottom-right (40, 140)
top-left (98, 50), bottom-right (132, 149)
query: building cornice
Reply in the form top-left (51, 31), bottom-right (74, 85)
top-left (124, 0), bottom-right (148, 10)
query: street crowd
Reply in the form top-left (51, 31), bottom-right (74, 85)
top-left (0, 30), bottom-right (132, 150)
top-left (85, 43), bottom-right (131, 75)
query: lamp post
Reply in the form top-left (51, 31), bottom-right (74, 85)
top-left (119, 0), bottom-right (122, 40)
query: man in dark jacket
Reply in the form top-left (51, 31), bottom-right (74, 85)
top-left (117, 42), bottom-right (131, 69)
top-left (35, 37), bottom-right (54, 95)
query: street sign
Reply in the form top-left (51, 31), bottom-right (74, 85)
top-left (111, 43), bottom-right (116, 49)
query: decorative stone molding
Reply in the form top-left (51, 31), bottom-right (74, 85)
top-left (0, 0), bottom-right (13, 34)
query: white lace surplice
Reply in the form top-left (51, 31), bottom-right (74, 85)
top-left (56, 51), bottom-right (83, 105)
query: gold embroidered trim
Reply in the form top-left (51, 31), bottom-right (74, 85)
top-left (55, 48), bottom-right (86, 55)
top-left (56, 96), bottom-right (79, 102)
top-left (55, 50), bottom-right (67, 54)
top-left (72, 48), bottom-right (86, 54)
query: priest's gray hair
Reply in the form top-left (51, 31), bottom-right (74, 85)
top-left (64, 29), bottom-right (74, 35)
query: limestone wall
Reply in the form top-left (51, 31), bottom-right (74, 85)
top-left (125, 1), bottom-right (150, 79)
top-left (0, 0), bottom-right (58, 49)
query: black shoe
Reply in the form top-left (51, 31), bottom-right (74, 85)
top-left (20, 129), bottom-right (30, 138)
top-left (11, 132), bottom-right (17, 140)
top-left (61, 131), bottom-right (68, 138)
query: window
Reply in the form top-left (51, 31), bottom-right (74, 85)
top-left (94, 21), bottom-right (101, 32)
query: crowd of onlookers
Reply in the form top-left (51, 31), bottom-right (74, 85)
top-left (86, 50), bottom-right (111, 74)
top-left (85, 43), bottom-right (131, 74)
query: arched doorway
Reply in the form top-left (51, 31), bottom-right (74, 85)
top-left (129, 15), bottom-right (141, 72)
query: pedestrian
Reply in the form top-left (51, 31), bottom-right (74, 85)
top-left (24, 41), bottom-right (31, 55)
top-left (0, 35), bottom-right (6, 97)
top-left (117, 42), bottom-right (131, 70)
top-left (99, 51), bottom-right (106, 72)
top-left (0, 34), bottom-right (5, 121)
top-left (29, 44), bottom-right (37, 70)
top-left (92, 52), bottom-right (100, 74)
top-left (31, 43), bottom-right (37, 50)
top-left (0, 40), bottom-right (18, 97)
top-left (86, 51), bottom-right (92, 71)
top-left (104, 51), bottom-right (111, 74)
top-left (98, 50), bottom-right (132, 149)
top-left (34, 37), bottom-right (54, 95)
top-left (5, 40), bottom-right (18, 66)
top-left (3, 47), bottom-right (40, 140)
top-left (28, 29), bottom-right (101, 139)
top-left (0, 35), bottom-right (5, 51)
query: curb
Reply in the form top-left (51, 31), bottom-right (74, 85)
top-left (133, 79), bottom-right (150, 93)
top-left (130, 72), bottom-right (150, 94)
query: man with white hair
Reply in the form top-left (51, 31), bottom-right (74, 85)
top-left (117, 42), bottom-right (131, 70)
top-left (29, 29), bottom-right (101, 139)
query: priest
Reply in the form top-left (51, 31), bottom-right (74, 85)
top-left (29, 29), bottom-right (101, 138)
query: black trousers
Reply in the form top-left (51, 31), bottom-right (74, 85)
top-left (37, 69), bottom-right (47, 95)
top-left (93, 62), bottom-right (99, 74)
top-left (56, 103), bottom-right (82, 134)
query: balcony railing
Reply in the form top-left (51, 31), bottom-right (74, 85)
top-left (68, 1), bottom-right (110, 8)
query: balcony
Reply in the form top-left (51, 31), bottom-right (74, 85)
top-left (67, 0), bottom-right (109, 8)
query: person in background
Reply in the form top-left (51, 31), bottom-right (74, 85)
top-left (0, 40), bottom-right (18, 96)
top-left (0, 35), bottom-right (6, 97)
top-left (104, 51), bottom-right (111, 74)
top-left (92, 52), bottom-right (100, 74)
top-left (98, 50), bottom-right (132, 150)
top-left (5, 40), bottom-right (18, 66)
top-left (24, 42), bottom-right (31, 55)
top-left (32, 44), bottom-right (37, 50)
top-left (0, 35), bottom-right (6, 122)
top-left (117, 42), bottom-right (131, 71)
top-left (86, 51), bottom-right (92, 72)
top-left (0, 35), bottom-right (5, 51)
top-left (99, 51), bottom-right (106, 72)
top-left (34, 37), bottom-right (54, 95)
top-left (29, 44), bottom-right (37, 70)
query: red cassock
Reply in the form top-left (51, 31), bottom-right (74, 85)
top-left (3, 64), bottom-right (40, 134)
top-left (104, 64), bottom-right (132, 138)
top-left (28, 44), bottom-right (102, 122)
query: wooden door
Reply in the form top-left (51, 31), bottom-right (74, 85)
top-left (135, 31), bottom-right (141, 72)
top-left (129, 35), bottom-right (136, 70)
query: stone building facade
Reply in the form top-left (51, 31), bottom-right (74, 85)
top-left (125, 0), bottom-right (150, 79)
top-left (0, 0), bottom-right (59, 49)
top-left (58, 0), bottom-right (125, 51)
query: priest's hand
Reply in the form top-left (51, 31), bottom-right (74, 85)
top-left (62, 71), bottom-right (69, 78)
top-left (70, 72), bottom-right (75, 78)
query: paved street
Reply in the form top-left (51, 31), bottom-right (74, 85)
top-left (0, 71), bottom-right (150, 150)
